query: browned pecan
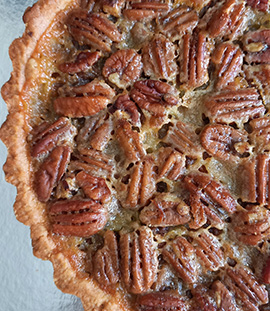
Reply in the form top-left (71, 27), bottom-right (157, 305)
top-left (115, 119), bottom-right (146, 162)
top-left (159, 7), bottom-right (198, 41)
top-left (49, 199), bottom-right (108, 237)
top-left (102, 49), bottom-right (142, 88)
top-left (66, 9), bottom-right (121, 52)
top-left (69, 148), bottom-right (114, 177)
top-left (225, 265), bottom-right (268, 311)
top-left (163, 236), bottom-right (199, 283)
top-left (204, 88), bottom-right (265, 126)
top-left (31, 117), bottom-right (76, 158)
top-left (139, 194), bottom-right (190, 227)
top-left (130, 22), bottom-right (153, 48)
top-left (76, 171), bottom-right (111, 203)
top-left (72, 79), bottom-right (116, 100)
top-left (191, 285), bottom-right (217, 311)
top-left (80, 0), bottom-right (96, 10)
top-left (35, 146), bottom-right (71, 202)
top-left (120, 157), bottom-right (155, 209)
top-left (200, 124), bottom-right (249, 163)
top-left (120, 227), bottom-right (158, 294)
top-left (112, 94), bottom-right (140, 126)
top-left (58, 51), bottom-right (101, 74)
top-left (130, 80), bottom-right (179, 124)
top-left (204, 0), bottom-right (246, 40)
top-left (102, 0), bottom-right (125, 17)
top-left (76, 112), bottom-right (113, 151)
top-left (212, 280), bottom-right (237, 311)
top-left (164, 121), bottom-right (202, 158)
top-left (142, 35), bottom-right (178, 81)
top-left (92, 230), bottom-right (120, 287)
top-left (180, 31), bottom-right (210, 89)
top-left (137, 291), bottom-right (187, 311)
top-left (247, 0), bottom-right (269, 11)
top-left (249, 116), bottom-right (270, 151)
top-left (54, 95), bottom-right (109, 118)
top-left (241, 154), bottom-right (270, 207)
top-left (211, 42), bottom-right (243, 89)
top-left (244, 30), bottom-right (270, 64)
top-left (262, 256), bottom-right (270, 284)
top-left (123, 1), bottom-right (169, 21)
top-left (193, 232), bottom-right (224, 271)
top-left (158, 147), bottom-right (185, 180)
top-left (234, 207), bottom-right (270, 245)
top-left (184, 173), bottom-right (237, 229)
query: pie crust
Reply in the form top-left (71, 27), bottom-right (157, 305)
top-left (1, 0), bottom-right (270, 311)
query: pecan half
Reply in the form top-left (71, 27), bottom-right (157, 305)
top-left (76, 171), bottom-right (111, 203)
top-left (102, 49), bottom-right (142, 88)
top-left (262, 256), bottom-right (270, 284)
top-left (112, 94), bottom-right (140, 126)
top-left (49, 199), bottom-right (108, 237)
top-left (204, 88), bottom-right (265, 126)
top-left (58, 51), bottom-right (101, 74)
top-left (31, 117), bottom-right (76, 158)
top-left (200, 124), bottom-right (249, 163)
top-left (137, 291), bottom-right (187, 311)
top-left (212, 280), bottom-right (237, 311)
top-left (241, 154), bottom-right (270, 207)
top-left (115, 119), bottom-right (146, 162)
top-left (211, 42), bottom-right (243, 89)
top-left (193, 232), bottom-right (224, 271)
top-left (139, 194), bottom-right (191, 227)
top-left (184, 173), bottom-right (237, 229)
top-left (249, 116), bottom-right (270, 152)
top-left (54, 95), bottom-right (109, 118)
top-left (225, 265), bottom-right (268, 311)
top-left (92, 230), bottom-right (120, 287)
top-left (102, 0), bottom-right (125, 17)
top-left (76, 112), bottom-right (113, 151)
top-left (164, 121), bottom-right (202, 158)
top-left (234, 207), bottom-right (270, 245)
top-left (120, 227), bottom-right (158, 294)
top-left (142, 35), bottom-right (178, 81)
top-left (123, 1), bottom-right (169, 22)
top-left (163, 236), bottom-right (199, 283)
top-left (35, 146), bottom-right (71, 202)
top-left (159, 7), bottom-right (198, 41)
top-left (247, 0), bottom-right (269, 11)
top-left (244, 30), bottom-right (270, 64)
top-left (180, 31), bottom-right (210, 89)
top-left (120, 157), bottom-right (155, 209)
top-left (130, 80), bottom-right (179, 124)
top-left (204, 0), bottom-right (246, 40)
top-left (191, 285), bottom-right (217, 311)
top-left (66, 9), bottom-right (121, 52)
top-left (158, 147), bottom-right (185, 180)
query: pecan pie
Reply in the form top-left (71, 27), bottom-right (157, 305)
top-left (2, 0), bottom-right (270, 310)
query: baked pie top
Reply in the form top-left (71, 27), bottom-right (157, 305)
top-left (2, 0), bottom-right (270, 310)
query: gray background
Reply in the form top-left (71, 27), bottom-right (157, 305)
top-left (0, 1), bottom-right (84, 310)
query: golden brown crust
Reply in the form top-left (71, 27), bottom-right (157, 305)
top-left (0, 1), bottom-right (130, 310)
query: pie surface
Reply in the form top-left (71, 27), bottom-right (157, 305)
top-left (2, 0), bottom-right (270, 310)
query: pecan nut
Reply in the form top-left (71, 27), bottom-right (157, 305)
top-left (212, 280), bottom-right (237, 311)
top-left (159, 7), bottom-right (198, 41)
top-left (102, 0), bottom-right (125, 17)
top-left (158, 147), bottom-right (185, 180)
top-left (139, 194), bottom-right (191, 227)
top-left (211, 42), bottom-right (243, 89)
top-left (179, 31), bottom-right (210, 89)
top-left (120, 227), bottom-right (158, 294)
top-left (163, 236), bottom-right (199, 283)
top-left (191, 285), bottom-right (217, 311)
top-left (31, 117), bottom-right (76, 158)
top-left (35, 146), bottom-right (71, 202)
top-left (200, 124), bottom-right (249, 162)
top-left (66, 9), bottom-right (121, 52)
top-left (244, 30), bottom-right (270, 64)
top-left (247, 0), bottom-right (269, 11)
top-left (249, 116), bottom-right (270, 152)
top-left (54, 95), bottom-right (109, 118)
top-left (142, 35), bottom-right (178, 81)
top-left (137, 291), bottom-right (187, 311)
top-left (58, 51), bottom-right (101, 74)
top-left (76, 171), bottom-right (111, 203)
top-left (49, 199), bottom-right (108, 237)
top-left (92, 230), bottom-right (120, 287)
top-left (262, 256), bottom-right (270, 284)
top-left (102, 49), bottom-right (142, 88)
top-left (204, 88), bottom-right (265, 126)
